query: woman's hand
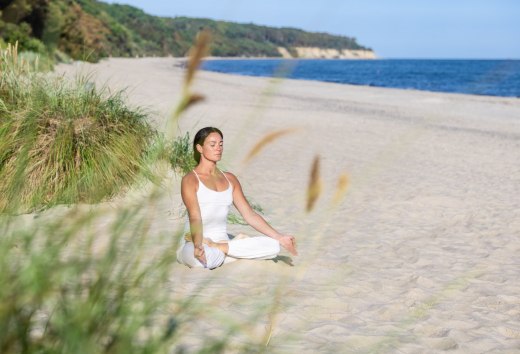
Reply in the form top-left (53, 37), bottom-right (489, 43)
top-left (278, 235), bottom-right (298, 256)
top-left (194, 244), bottom-right (207, 267)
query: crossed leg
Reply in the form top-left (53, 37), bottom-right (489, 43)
top-left (202, 233), bottom-right (250, 253)
top-left (203, 237), bottom-right (229, 253)
top-left (204, 233), bottom-right (280, 260)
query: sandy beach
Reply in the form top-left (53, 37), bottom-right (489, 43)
top-left (55, 57), bottom-right (520, 353)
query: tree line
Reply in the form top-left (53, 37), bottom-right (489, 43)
top-left (0, 0), bottom-right (372, 62)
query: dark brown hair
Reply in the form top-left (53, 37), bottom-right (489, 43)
top-left (193, 127), bottom-right (223, 163)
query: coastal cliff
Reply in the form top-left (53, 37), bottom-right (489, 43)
top-left (278, 47), bottom-right (376, 59)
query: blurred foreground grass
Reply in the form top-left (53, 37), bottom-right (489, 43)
top-left (0, 39), bottom-right (257, 352)
top-left (0, 204), bottom-right (179, 353)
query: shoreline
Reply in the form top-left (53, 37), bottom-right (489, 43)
top-left (199, 57), bottom-right (520, 100)
top-left (202, 67), bottom-right (520, 101)
top-left (143, 57), bottom-right (520, 100)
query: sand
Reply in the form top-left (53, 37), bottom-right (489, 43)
top-left (55, 58), bottom-right (520, 353)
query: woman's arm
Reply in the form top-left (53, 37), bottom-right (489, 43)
top-left (181, 173), bottom-right (206, 266)
top-left (226, 172), bottom-right (297, 256)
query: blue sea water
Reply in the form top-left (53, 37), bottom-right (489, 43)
top-left (201, 59), bottom-right (520, 98)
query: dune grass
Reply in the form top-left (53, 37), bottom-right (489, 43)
top-left (0, 43), bottom-right (155, 213)
top-left (167, 131), bottom-right (196, 175)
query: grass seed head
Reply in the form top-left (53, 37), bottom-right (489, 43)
top-left (332, 173), bottom-right (350, 206)
top-left (185, 30), bottom-right (212, 88)
top-left (243, 128), bottom-right (297, 164)
top-left (306, 155), bottom-right (322, 213)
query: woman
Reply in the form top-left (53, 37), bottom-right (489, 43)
top-left (176, 127), bottom-right (297, 269)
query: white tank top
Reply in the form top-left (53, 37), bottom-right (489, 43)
top-left (184, 169), bottom-right (233, 242)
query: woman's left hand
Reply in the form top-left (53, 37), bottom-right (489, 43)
top-left (278, 235), bottom-right (298, 256)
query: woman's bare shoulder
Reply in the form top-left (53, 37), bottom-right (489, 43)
top-left (223, 171), bottom-right (239, 182)
top-left (181, 171), bottom-right (198, 188)
top-left (223, 171), bottom-right (243, 192)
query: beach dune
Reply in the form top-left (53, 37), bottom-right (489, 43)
top-left (57, 58), bottom-right (520, 352)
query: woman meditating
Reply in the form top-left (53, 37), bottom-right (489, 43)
top-left (176, 127), bottom-right (297, 269)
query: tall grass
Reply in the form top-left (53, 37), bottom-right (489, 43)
top-left (167, 131), bottom-right (196, 175)
top-left (0, 206), bottom-right (178, 353)
top-left (0, 43), bottom-right (155, 213)
top-left (0, 35), bottom-right (269, 353)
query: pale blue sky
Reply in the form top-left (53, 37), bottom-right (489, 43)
top-left (103, 0), bottom-right (519, 59)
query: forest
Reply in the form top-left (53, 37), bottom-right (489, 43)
top-left (0, 0), bottom-right (372, 62)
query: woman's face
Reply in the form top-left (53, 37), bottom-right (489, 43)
top-left (198, 132), bottom-right (223, 162)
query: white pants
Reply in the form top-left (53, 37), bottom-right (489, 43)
top-left (177, 236), bottom-right (280, 269)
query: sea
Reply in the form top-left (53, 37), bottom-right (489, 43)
top-left (201, 59), bottom-right (520, 98)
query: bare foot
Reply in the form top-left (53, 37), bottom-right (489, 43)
top-left (203, 238), bottom-right (229, 254)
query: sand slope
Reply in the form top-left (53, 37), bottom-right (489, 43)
top-left (56, 58), bottom-right (520, 353)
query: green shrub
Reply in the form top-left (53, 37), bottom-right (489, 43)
top-left (1, 22), bottom-right (46, 54)
top-left (167, 132), bottom-right (196, 175)
top-left (0, 44), bottom-right (155, 213)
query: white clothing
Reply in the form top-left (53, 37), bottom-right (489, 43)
top-left (178, 236), bottom-right (280, 269)
top-left (176, 170), bottom-right (280, 269)
top-left (227, 236), bottom-right (280, 259)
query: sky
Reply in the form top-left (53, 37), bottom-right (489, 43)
top-left (103, 0), bottom-right (520, 59)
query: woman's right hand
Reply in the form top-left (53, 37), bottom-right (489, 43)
top-left (194, 244), bottom-right (207, 267)
top-left (278, 235), bottom-right (298, 256)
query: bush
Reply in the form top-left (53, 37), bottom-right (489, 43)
top-left (167, 132), bottom-right (196, 175)
top-left (1, 22), bottom-right (46, 54)
top-left (0, 44), bottom-right (155, 213)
